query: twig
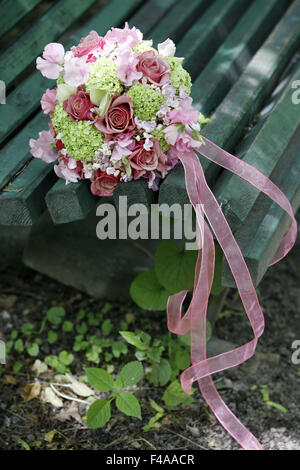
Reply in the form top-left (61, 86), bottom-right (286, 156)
top-left (166, 428), bottom-right (208, 451)
top-left (50, 383), bottom-right (90, 405)
top-left (130, 437), bottom-right (157, 450)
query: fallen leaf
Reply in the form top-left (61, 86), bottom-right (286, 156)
top-left (32, 359), bottom-right (48, 377)
top-left (41, 387), bottom-right (63, 408)
top-left (4, 375), bottom-right (17, 385)
top-left (23, 382), bottom-right (41, 402)
top-left (44, 430), bottom-right (57, 443)
top-left (65, 373), bottom-right (95, 397)
top-left (55, 401), bottom-right (82, 424)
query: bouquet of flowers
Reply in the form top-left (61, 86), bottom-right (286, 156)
top-left (29, 24), bottom-right (297, 451)
top-left (30, 23), bottom-right (206, 197)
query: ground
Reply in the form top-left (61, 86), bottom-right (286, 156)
top-left (0, 225), bottom-right (299, 451)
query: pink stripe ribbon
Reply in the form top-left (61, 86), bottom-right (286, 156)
top-left (167, 137), bottom-right (297, 450)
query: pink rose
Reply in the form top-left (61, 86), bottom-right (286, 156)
top-left (137, 51), bottom-right (170, 87)
top-left (63, 89), bottom-right (93, 121)
top-left (91, 171), bottom-right (119, 197)
top-left (129, 139), bottom-right (167, 179)
top-left (95, 95), bottom-right (135, 136)
top-left (71, 31), bottom-right (104, 58)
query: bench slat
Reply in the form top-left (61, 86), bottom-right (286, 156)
top-left (45, 178), bottom-right (98, 225)
top-left (0, 112), bottom-right (48, 190)
top-left (149, 0), bottom-right (211, 46)
top-left (0, 0), bottom-right (95, 90)
top-left (159, 0), bottom-right (300, 207)
top-left (222, 127), bottom-right (300, 286)
top-left (176, 0), bottom-right (252, 80)
top-left (0, 0), bottom-right (42, 38)
top-left (192, 0), bottom-right (292, 114)
top-left (0, 159), bottom-right (56, 225)
top-left (214, 65), bottom-right (300, 232)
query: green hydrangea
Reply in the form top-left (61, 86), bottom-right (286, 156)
top-left (165, 57), bottom-right (192, 95)
top-left (57, 73), bottom-right (65, 85)
top-left (51, 103), bottom-right (69, 133)
top-left (61, 120), bottom-right (104, 163)
top-left (151, 128), bottom-right (169, 152)
top-left (133, 41), bottom-right (156, 53)
top-left (127, 82), bottom-right (165, 121)
top-left (86, 58), bottom-right (123, 94)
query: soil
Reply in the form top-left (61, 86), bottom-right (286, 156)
top-left (0, 220), bottom-right (299, 451)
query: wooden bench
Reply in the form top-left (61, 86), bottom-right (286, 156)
top-left (0, 0), bottom-right (300, 288)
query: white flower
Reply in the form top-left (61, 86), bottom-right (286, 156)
top-left (158, 38), bottom-right (176, 57)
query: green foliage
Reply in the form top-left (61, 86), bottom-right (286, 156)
top-left (46, 306), bottom-right (65, 325)
top-left (130, 240), bottom-right (225, 311)
top-left (86, 361), bottom-right (144, 429)
top-left (162, 380), bottom-right (194, 408)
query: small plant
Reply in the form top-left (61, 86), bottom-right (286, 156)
top-left (86, 361), bottom-right (143, 428)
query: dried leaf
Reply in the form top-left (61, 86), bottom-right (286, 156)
top-left (23, 382), bottom-right (41, 402)
top-left (44, 430), bottom-right (57, 443)
top-left (4, 375), bottom-right (17, 385)
top-left (65, 373), bottom-right (95, 397)
top-left (55, 401), bottom-right (82, 424)
top-left (32, 359), bottom-right (48, 377)
top-left (42, 387), bottom-right (63, 408)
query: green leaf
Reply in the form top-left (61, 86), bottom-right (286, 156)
top-left (155, 241), bottom-right (198, 294)
top-left (101, 319), bottom-right (113, 336)
top-left (76, 322), bottom-right (88, 334)
top-left (86, 367), bottom-right (114, 392)
top-left (211, 243), bottom-right (225, 295)
top-left (62, 321), bottom-right (74, 332)
top-left (46, 307), bottom-right (65, 325)
top-left (27, 343), bottom-right (39, 357)
top-left (130, 269), bottom-right (170, 311)
top-left (21, 323), bottom-right (34, 336)
top-left (47, 330), bottom-right (58, 344)
top-left (58, 350), bottom-right (74, 366)
top-left (162, 380), bottom-right (194, 407)
top-left (87, 399), bottom-right (111, 428)
top-left (14, 339), bottom-right (24, 353)
top-left (119, 361), bottom-right (143, 387)
top-left (174, 348), bottom-right (190, 371)
top-left (119, 331), bottom-right (151, 350)
top-left (142, 399), bottom-right (165, 431)
top-left (112, 341), bottom-right (128, 358)
top-left (116, 392), bottom-right (141, 419)
top-left (158, 359), bottom-right (172, 386)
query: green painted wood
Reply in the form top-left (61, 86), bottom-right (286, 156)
top-left (0, 112), bottom-right (49, 190)
top-left (149, 0), bottom-right (211, 46)
top-left (0, 0), bottom-right (95, 90)
top-left (176, 0), bottom-right (252, 80)
top-left (113, 179), bottom-right (156, 213)
top-left (0, 0), bottom-right (144, 146)
top-left (214, 64), bottom-right (300, 233)
top-left (0, 0), bottom-right (42, 38)
top-left (129, 0), bottom-right (178, 33)
top-left (222, 126), bottom-right (300, 287)
top-left (159, 0), bottom-right (300, 208)
top-left (192, 0), bottom-right (292, 114)
top-left (0, 159), bottom-right (56, 225)
top-left (45, 178), bottom-right (98, 224)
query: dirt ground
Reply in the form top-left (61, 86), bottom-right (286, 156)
top-left (0, 220), bottom-right (299, 451)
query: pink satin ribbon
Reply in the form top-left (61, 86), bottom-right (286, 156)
top-left (167, 138), bottom-right (297, 450)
